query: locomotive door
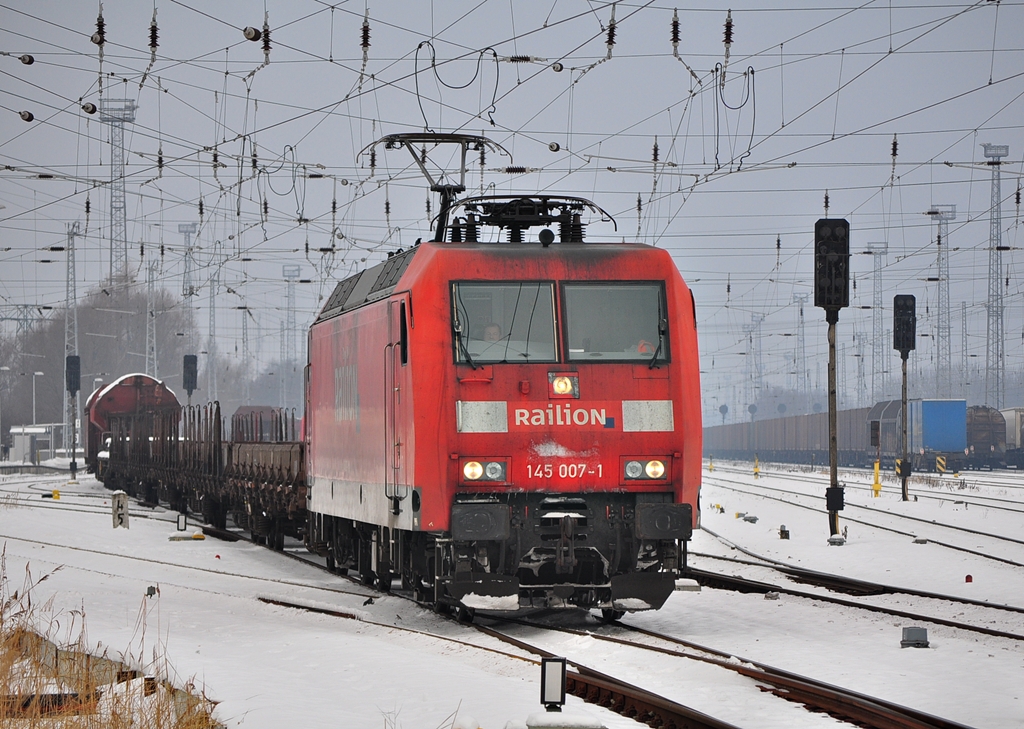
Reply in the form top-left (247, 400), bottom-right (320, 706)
top-left (385, 296), bottom-right (411, 518)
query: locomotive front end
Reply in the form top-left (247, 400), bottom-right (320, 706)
top-left (427, 201), bottom-right (701, 615)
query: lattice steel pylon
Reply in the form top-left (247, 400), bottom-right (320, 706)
top-left (867, 242), bottom-right (888, 402)
top-left (206, 243), bottom-right (221, 403)
top-left (146, 261), bottom-right (158, 378)
top-left (63, 222), bottom-right (81, 449)
top-left (961, 300), bottom-right (969, 396)
top-left (793, 294), bottom-right (809, 396)
top-left (282, 264), bottom-right (301, 408)
top-left (983, 143), bottom-right (1009, 408)
top-left (99, 99), bottom-right (137, 283)
top-left (179, 223), bottom-right (198, 353)
top-left (927, 205), bottom-right (955, 397)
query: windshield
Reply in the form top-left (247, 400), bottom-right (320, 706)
top-left (564, 283), bottom-right (668, 362)
top-left (452, 282), bottom-right (557, 363)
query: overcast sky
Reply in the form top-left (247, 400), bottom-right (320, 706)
top-left (2, 1), bottom-right (1022, 418)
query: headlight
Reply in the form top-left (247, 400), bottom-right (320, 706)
top-left (552, 376), bottom-right (574, 395)
top-left (462, 459), bottom-right (507, 482)
top-left (624, 459), bottom-right (668, 480)
top-left (645, 460), bottom-right (666, 479)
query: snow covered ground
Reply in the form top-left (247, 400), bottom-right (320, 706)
top-left (1, 464), bottom-right (1022, 728)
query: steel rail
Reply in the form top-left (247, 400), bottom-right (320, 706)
top-left (690, 550), bottom-right (1024, 615)
top-left (704, 475), bottom-right (1024, 568)
top-left (493, 615), bottom-right (977, 729)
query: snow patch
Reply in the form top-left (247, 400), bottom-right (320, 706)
top-left (460, 592), bottom-right (520, 611)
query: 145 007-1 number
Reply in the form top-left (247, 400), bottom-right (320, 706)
top-left (527, 462), bottom-right (602, 479)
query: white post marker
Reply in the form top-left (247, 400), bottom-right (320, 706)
top-left (111, 490), bottom-right (129, 529)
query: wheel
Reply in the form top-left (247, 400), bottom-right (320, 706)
top-left (601, 609), bottom-right (625, 622)
top-left (456, 605), bottom-right (475, 623)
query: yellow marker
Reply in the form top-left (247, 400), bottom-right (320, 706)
top-left (708, 456), bottom-right (715, 472)
top-left (52, 489), bottom-right (60, 500)
top-left (872, 460), bottom-right (881, 497)
top-left (753, 455), bottom-right (760, 479)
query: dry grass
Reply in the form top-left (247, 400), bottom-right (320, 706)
top-left (1, 547), bottom-right (220, 728)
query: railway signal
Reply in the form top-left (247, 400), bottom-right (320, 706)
top-left (814, 218), bottom-right (850, 544)
top-left (894, 294), bottom-right (916, 500)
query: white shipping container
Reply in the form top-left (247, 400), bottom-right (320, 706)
top-left (999, 408), bottom-right (1024, 450)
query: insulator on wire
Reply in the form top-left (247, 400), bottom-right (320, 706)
top-left (243, 26), bottom-right (262, 42)
top-left (671, 9), bottom-right (681, 45)
top-left (823, 190), bottom-right (830, 215)
top-left (19, 110), bottom-right (34, 122)
top-left (262, 14), bottom-right (271, 64)
top-left (384, 199), bottom-right (391, 216)
top-left (157, 146), bottom-right (163, 173)
top-left (92, 10), bottom-right (106, 45)
top-left (637, 194), bottom-right (642, 214)
top-left (140, 242), bottom-right (145, 258)
top-left (891, 134), bottom-right (898, 159)
top-left (331, 198), bottom-right (337, 215)
top-left (652, 138), bottom-right (659, 164)
top-left (425, 198), bottom-right (431, 218)
top-left (149, 9), bottom-right (158, 56)
top-left (82, 102), bottom-right (97, 114)
top-left (262, 197), bottom-right (269, 218)
top-left (251, 146), bottom-right (258, 171)
top-left (479, 146), bottom-right (486, 168)
top-left (420, 146), bottom-right (427, 165)
top-left (369, 148), bottom-right (377, 170)
top-left (85, 197), bottom-right (91, 216)
top-left (19, 54), bottom-right (34, 65)
top-left (160, 244), bottom-right (165, 257)
top-left (720, 9), bottom-right (733, 88)
top-left (361, 10), bottom-right (371, 51)
top-left (504, 166), bottom-right (528, 175)
top-left (198, 198), bottom-right (204, 217)
top-left (605, 5), bottom-right (617, 59)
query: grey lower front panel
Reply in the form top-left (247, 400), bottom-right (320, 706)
top-left (440, 491), bottom-right (689, 611)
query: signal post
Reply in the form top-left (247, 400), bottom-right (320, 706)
top-left (814, 219), bottom-right (849, 544)
top-left (893, 295), bottom-right (916, 501)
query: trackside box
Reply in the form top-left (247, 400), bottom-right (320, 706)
top-left (909, 399), bottom-right (966, 454)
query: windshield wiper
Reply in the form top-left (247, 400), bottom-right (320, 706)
top-left (648, 316), bottom-right (667, 369)
top-left (453, 318), bottom-right (477, 370)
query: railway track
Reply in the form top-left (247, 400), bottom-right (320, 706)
top-left (710, 462), bottom-right (1024, 515)
top-left (484, 613), bottom-right (977, 729)
top-left (5, 475), bottom-right (1000, 728)
top-left (703, 473), bottom-right (1024, 569)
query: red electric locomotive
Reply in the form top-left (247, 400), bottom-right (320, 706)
top-left (305, 134), bottom-right (701, 617)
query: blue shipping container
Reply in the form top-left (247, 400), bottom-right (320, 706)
top-left (909, 399), bottom-right (967, 453)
